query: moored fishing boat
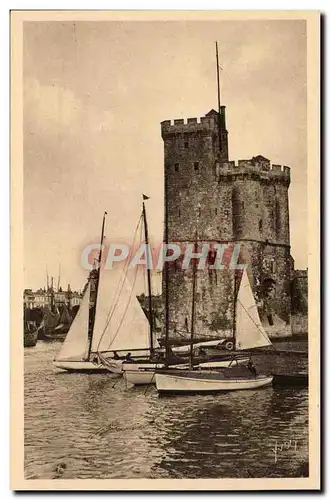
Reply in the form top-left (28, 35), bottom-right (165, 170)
top-left (24, 321), bottom-right (38, 348)
top-left (155, 267), bottom-right (273, 394)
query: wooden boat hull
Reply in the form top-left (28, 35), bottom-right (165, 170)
top-left (24, 330), bottom-right (38, 347)
top-left (53, 360), bottom-right (108, 372)
top-left (124, 364), bottom-right (162, 385)
top-left (272, 373), bottom-right (308, 387)
top-left (155, 370), bottom-right (273, 394)
top-left (102, 359), bottom-right (124, 374)
top-left (123, 357), bottom-right (250, 386)
top-left (198, 357), bottom-right (249, 368)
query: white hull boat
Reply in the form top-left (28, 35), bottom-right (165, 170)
top-left (197, 357), bottom-right (249, 369)
top-left (53, 359), bottom-right (107, 372)
top-left (123, 357), bottom-right (250, 386)
top-left (155, 370), bottom-right (273, 393)
top-left (156, 269), bottom-right (275, 395)
top-left (101, 358), bottom-right (124, 374)
top-left (124, 363), bottom-right (164, 385)
top-left (53, 281), bottom-right (107, 373)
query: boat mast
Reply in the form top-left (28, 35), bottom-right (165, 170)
top-left (164, 175), bottom-right (170, 366)
top-left (215, 41), bottom-right (222, 155)
top-left (86, 211), bottom-right (107, 361)
top-left (142, 195), bottom-right (154, 356)
top-left (189, 232), bottom-right (198, 369)
top-left (57, 264), bottom-right (61, 292)
top-left (232, 269), bottom-right (238, 350)
top-left (50, 277), bottom-right (55, 313)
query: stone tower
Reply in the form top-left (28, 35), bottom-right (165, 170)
top-left (161, 106), bottom-right (292, 340)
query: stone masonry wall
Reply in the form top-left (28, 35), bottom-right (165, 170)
top-left (162, 109), bottom-right (292, 339)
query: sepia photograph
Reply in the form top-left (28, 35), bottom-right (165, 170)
top-left (11, 10), bottom-right (320, 490)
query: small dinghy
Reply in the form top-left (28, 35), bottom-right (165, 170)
top-left (155, 367), bottom-right (273, 394)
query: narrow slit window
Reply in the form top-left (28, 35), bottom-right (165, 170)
top-left (184, 141), bottom-right (189, 149)
top-left (194, 162), bottom-right (199, 171)
top-left (175, 163), bottom-right (179, 172)
top-left (259, 219), bottom-right (263, 232)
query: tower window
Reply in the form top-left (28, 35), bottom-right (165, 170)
top-left (242, 201), bottom-right (245, 210)
top-left (184, 141), bottom-right (189, 149)
top-left (198, 207), bottom-right (201, 217)
top-left (215, 208), bottom-right (218, 215)
top-left (275, 199), bottom-right (281, 235)
top-left (259, 219), bottom-right (263, 232)
top-left (194, 162), bottom-right (199, 171)
top-left (174, 163), bottom-right (179, 172)
top-left (178, 209), bottom-right (181, 218)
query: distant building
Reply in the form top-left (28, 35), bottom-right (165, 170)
top-left (23, 286), bottom-right (83, 309)
top-left (71, 292), bottom-right (82, 307)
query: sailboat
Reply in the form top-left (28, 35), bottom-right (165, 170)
top-left (53, 281), bottom-right (106, 371)
top-left (97, 196), bottom-right (167, 375)
top-left (54, 212), bottom-right (110, 372)
top-left (123, 204), bottom-right (249, 387)
top-left (100, 197), bottom-right (216, 381)
top-left (154, 266), bottom-right (273, 394)
top-left (94, 262), bottom-right (159, 374)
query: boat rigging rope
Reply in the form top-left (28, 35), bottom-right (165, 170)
top-left (96, 213), bottom-right (143, 352)
top-left (100, 221), bottom-right (143, 351)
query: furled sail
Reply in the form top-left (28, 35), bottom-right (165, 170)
top-left (59, 304), bottom-right (72, 325)
top-left (56, 282), bottom-right (91, 361)
top-left (235, 269), bottom-right (272, 350)
top-left (43, 307), bottom-right (61, 329)
top-left (91, 267), bottom-right (157, 354)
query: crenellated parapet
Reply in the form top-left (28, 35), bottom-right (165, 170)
top-left (161, 107), bottom-right (227, 139)
top-left (161, 117), bottom-right (217, 139)
top-left (218, 158), bottom-right (291, 185)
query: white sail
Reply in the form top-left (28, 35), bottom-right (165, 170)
top-left (91, 267), bottom-right (157, 353)
top-left (235, 269), bottom-right (272, 350)
top-left (56, 282), bottom-right (91, 361)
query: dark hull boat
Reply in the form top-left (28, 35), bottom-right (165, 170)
top-left (39, 304), bottom-right (72, 342)
top-left (24, 322), bottom-right (38, 347)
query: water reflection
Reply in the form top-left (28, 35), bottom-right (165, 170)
top-left (25, 343), bottom-right (308, 479)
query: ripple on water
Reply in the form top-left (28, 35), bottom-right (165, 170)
top-left (24, 342), bottom-right (309, 479)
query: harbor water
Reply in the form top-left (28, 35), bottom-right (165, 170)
top-left (25, 342), bottom-right (308, 480)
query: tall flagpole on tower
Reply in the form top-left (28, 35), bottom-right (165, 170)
top-left (215, 41), bottom-right (222, 155)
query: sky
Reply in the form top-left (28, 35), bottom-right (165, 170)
top-left (23, 19), bottom-right (307, 292)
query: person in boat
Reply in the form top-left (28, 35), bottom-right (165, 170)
top-left (247, 359), bottom-right (257, 377)
top-left (91, 354), bottom-right (99, 365)
top-left (197, 348), bottom-right (207, 357)
top-left (125, 352), bottom-right (133, 362)
top-left (113, 351), bottom-right (120, 360)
